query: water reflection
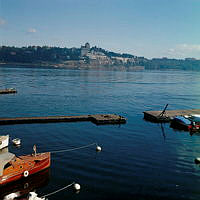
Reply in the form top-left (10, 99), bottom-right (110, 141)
top-left (0, 168), bottom-right (49, 200)
top-left (160, 123), bottom-right (166, 140)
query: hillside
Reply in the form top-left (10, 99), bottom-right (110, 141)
top-left (0, 43), bottom-right (200, 71)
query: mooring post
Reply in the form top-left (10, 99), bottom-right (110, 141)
top-left (158, 104), bottom-right (169, 117)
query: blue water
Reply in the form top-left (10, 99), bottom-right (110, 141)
top-left (1, 66), bottom-right (200, 200)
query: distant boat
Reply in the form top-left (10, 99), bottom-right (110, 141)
top-left (170, 115), bottom-right (200, 131)
top-left (12, 138), bottom-right (21, 146)
top-left (0, 151), bottom-right (50, 185)
top-left (0, 88), bottom-right (17, 94)
top-left (0, 135), bottom-right (9, 150)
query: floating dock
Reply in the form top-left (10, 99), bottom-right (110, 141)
top-left (0, 114), bottom-right (126, 126)
top-left (0, 88), bottom-right (17, 94)
top-left (143, 109), bottom-right (200, 122)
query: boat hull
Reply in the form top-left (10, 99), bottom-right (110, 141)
top-left (0, 152), bottom-right (50, 185)
top-left (0, 168), bottom-right (49, 199)
top-left (170, 116), bottom-right (200, 131)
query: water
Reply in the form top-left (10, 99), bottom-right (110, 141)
top-left (0, 66), bottom-right (200, 200)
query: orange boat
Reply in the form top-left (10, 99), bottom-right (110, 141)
top-left (0, 168), bottom-right (49, 199)
top-left (0, 150), bottom-right (50, 185)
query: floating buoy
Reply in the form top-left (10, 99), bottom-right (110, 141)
top-left (96, 145), bottom-right (102, 152)
top-left (195, 157), bottom-right (200, 164)
top-left (74, 183), bottom-right (81, 191)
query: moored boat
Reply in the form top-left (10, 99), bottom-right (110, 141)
top-left (0, 135), bottom-right (9, 150)
top-left (12, 138), bottom-right (21, 146)
top-left (0, 150), bottom-right (50, 185)
top-left (0, 168), bottom-right (49, 200)
top-left (170, 115), bottom-right (200, 131)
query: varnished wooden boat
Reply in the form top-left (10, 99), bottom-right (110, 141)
top-left (0, 151), bottom-right (50, 185)
top-left (0, 168), bottom-right (49, 199)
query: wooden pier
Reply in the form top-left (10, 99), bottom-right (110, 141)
top-left (0, 114), bottom-right (126, 126)
top-left (0, 88), bottom-right (17, 94)
top-left (143, 109), bottom-right (200, 122)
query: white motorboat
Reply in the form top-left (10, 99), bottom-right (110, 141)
top-left (12, 138), bottom-right (21, 146)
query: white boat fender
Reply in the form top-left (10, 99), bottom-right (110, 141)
top-left (24, 170), bottom-right (29, 177)
top-left (96, 145), bottom-right (102, 152)
top-left (194, 158), bottom-right (200, 164)
top-left (74, 183), bottom-right (81, 191)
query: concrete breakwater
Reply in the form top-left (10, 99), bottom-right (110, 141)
top-left (0, 114), bottom-right (126, 126)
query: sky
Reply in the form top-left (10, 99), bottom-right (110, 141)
top-left (0, 0), bottom-right (200, 59)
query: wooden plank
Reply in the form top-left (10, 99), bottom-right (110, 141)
top-left (143, 109), bottom-right (200, 122)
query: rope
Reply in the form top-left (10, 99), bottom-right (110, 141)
top-left (41, 182), bottom-right (75, 198)
top-left (50, 142), bottom-right (97, 154)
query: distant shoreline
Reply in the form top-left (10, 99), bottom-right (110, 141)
top-left (0, 62), bottom-right (145, 71)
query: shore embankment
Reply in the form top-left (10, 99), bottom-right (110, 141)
top-left (0, 62), bottom-right (145, 71)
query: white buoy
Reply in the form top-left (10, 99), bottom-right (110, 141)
top-left (74, 183), bottom-right (81, 191)
top-left (195, 157), bottom-right (200, 164)
top-left (96, 145), bottom-right (102, 152)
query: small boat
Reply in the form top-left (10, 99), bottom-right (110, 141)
top-left (0, 135), bottom-right (9, 150)
top-left (0, 149), bottom-right (50, 185)
top-left (12, 138), bottom-right (21, 146)
top-left (170, 116), bottom-right (200, 131)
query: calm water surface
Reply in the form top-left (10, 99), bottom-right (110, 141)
top-left (0, 66), bottom-right (200, 200)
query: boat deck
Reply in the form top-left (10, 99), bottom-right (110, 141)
top-left (0, 114), bottom-right (126, 126)
top-left (143, 109), bottom-right (200, 122)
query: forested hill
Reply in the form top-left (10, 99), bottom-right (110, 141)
top-left (0, 45), bottom-right (200, 70)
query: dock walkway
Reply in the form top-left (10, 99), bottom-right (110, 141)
top-left (143, 109), bottom-right (200, 122)
top-left (0, 114), bottom-right (126, 126)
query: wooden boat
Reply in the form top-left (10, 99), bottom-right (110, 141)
top-left (0, 88), bottom-right (17, 94)
top-left (0, 168), bottom-right (49, 199)
top-left (0, 151), bottom-right (50, 185)
top-left (0, 135), bottom-right (9, 150)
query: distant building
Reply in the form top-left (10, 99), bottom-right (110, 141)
top-left (81, 42), bottom-right (90, 57)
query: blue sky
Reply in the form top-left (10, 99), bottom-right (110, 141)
top-left (0, 0), bottom-right (200, 59)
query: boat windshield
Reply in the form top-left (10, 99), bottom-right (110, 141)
top-left (0, 152), bottom-right (15, 176)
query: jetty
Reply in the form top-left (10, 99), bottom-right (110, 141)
top-left (0, 88), bottom-right (17, 94)
top-left (0, 114), bottom-right (126, 126)
top-left (143, 109), bottom-right (200, 122)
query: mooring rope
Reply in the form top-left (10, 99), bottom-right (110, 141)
top-left (50, 142), bottom-right (97, 154)
top-left (41, 182), bottom-right (75, 198)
